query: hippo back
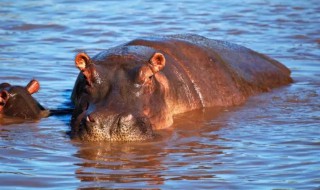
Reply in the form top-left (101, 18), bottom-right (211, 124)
top-left (125, 34), bottom-right (292, 113)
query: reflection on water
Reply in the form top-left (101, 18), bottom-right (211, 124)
top-left (75, 142), bottom-right (168, 188)
top-left (74, 108), bottom-right (226, 189)
top-left (0, 0), bottom-right (320, 189)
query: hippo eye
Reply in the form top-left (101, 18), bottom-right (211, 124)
top-left (149, 75), bottom-right (153, 80)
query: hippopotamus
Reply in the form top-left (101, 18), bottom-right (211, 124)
top-left (0, 79), bottom-right (49, 121)
top-left (71, 34), bottom-right (292, 141)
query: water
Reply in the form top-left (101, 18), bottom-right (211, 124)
top-left (0, 0), bottom-right (319, 189)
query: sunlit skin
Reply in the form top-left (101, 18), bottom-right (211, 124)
top-left (0, 79), bottom-right (49, 121)
top-left (71, 34), bottom-right (292, 142)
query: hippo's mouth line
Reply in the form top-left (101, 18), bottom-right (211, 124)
top-left (82, 118), bottom-right (89, 129)
top-left (76, 113), bottom-right (88, 134)
top-left (74, 100), bottom-right (91, 136)
top-left (75, 97), bottom-right (100, 137)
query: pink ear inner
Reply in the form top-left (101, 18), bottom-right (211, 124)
top-left (26, 79), bottom-right (40, 94)
top-left (149, 52), bottom-right (166, 73)
top-left (75, 52), bottom-right (90, 71)
top-left (0, 90), bottom-right (9, 112)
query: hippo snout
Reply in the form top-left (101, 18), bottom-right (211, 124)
top-left (74, 111), bottom-right (155, 142)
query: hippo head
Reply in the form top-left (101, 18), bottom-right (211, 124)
top-left (0, 80), bottom-right (48, 120)
top-left (71, 51), bottom-right (172, 141)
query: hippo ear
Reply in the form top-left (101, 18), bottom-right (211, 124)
top-left (137, 53), bottom-right (166, 85)
top-left (75, 52), bottom-right (91, 72)
top-left (0, 90), bottom-right (9, 111)
top-left (75, 52), bottom-right (97, 86)
top-left (148, 52), bottom-right (166, 73)
top-left (25, 79), bottom-right (40, 94)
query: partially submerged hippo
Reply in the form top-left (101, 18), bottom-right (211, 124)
top-left (71, 34), bottom-right (292, 141)
top-left (0, 79), bottom-right (49, 121)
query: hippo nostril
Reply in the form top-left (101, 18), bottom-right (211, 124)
top-left (119, 114), bottom-right (134, 125)
top-left (86, 114), bottom-right (95, 123)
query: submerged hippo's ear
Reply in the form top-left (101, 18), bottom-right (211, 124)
top-left (75, 52), bottom-right (91, 71)
top-left (26, 79), bottom-right (40, 94)
top-left (0, 90), bottom-right (9, 111)
top-left (148, 52), bottom-right (166, 73)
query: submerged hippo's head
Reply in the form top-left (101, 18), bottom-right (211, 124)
top-left (0, 80), bottom-right (48, 120)
top-left (71, 50), bottom-right (172, 141)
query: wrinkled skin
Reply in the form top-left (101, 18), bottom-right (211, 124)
top-left (0, 79), bottom-right (49, 122)
top-left (71, 34), bottom-right (292, 141)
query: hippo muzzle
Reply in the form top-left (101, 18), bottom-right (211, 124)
top-left (71, 104), bottom-right (155, 142)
